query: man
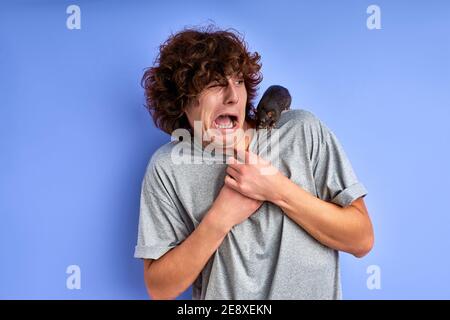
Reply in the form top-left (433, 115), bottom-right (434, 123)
top-left (134, 25), bottom-right (374, 300)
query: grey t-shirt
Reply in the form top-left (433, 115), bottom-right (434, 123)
top-left (134, 109), bottom-right (368, 300)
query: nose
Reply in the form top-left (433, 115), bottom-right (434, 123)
top-left (223, 78), bottom-right (239, 105)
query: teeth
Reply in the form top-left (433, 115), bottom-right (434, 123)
top-left (217, 124), bottom-right (233, 129)
top-left (214, 118), bottom-right (236, 129)
top-left (216, 121), bottom-right (234, 129)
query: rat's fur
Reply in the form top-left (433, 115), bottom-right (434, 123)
top-left (256, 85), bottom-right (291, 130)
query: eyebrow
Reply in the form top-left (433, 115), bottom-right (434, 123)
top-left (207, 72), bottom-right (243, 87)
top-left (232, 72), bottom-right (244, 78)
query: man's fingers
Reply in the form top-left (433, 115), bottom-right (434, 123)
top-left (224, 175), bottom-right (239, 191)
top-left (227, 156), bottom-right (243, 171)
top-left (233, 133), bottom-right (251, 157)
top-left (245, 150), bottom-right (259, 165)
top-left (226, 166), bottom-right (240, 181)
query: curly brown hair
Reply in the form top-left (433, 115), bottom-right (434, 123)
top-left (141, 25), bottom-right (263, 135)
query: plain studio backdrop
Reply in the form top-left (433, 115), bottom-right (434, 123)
top-left (0, 0), bottom-right (449, 299)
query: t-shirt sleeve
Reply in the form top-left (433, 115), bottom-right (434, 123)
top-left (312, 118), bottom-right (368, 207)
top-left (134, 160), bottom-right (190, 260)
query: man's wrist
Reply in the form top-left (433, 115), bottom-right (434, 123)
top-left (268, 172), bottom-right (291, 205)
top-left (202, 209), bottom-right (232, 238)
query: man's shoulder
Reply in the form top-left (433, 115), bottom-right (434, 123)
top-left (144, 140), bottom-right (180, 177)
top-left (149, 141), bottom-right (178, 164)
top-left (277, 108), bottom-right (323, 131)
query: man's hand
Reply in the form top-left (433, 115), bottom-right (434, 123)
top-left (224, 150), bottom-right (284, 202)
top-left (223, 149), bottom-right (374, 257)
top-left (206, 183), bottom-right (263, 233)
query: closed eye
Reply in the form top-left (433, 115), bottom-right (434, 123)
top-left (207, 82), bottom-right (220, 88)
top-left (207, 78), bottom-right (244, 89)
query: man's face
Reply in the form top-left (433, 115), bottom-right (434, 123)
top-left (184, 73), bottom-right (250, 149)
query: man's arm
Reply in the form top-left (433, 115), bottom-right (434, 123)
top-left (225, 151), bottom-right (374, 258)
top-left (143, 184), bottom-right (262, 300)
top-left (270, 173), bottom-right (374, 257)
top-left (143, 210), bottom-right (228, 300)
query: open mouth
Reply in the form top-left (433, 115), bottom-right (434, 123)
top-left (212, 114), bottom-right (239, 131)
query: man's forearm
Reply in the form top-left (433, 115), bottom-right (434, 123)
top-left (271, 174), bottom-right (373, 257)
top-left (145, 209), bottom-right (229, 299)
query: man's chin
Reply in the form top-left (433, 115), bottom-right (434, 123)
top-left (208, 137), bottom-right (239, 151)
top-left (200, 124), bottom-right (252, 151)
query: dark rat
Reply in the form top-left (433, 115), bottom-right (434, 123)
top-left (256, 85), bottom-right (291, 130)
